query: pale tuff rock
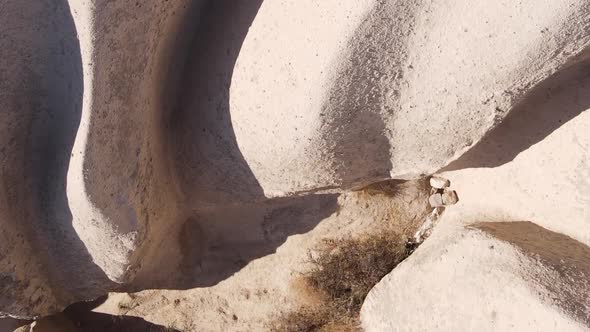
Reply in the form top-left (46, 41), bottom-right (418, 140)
top-left (2, 0), bottom-right (590, 322)
top-left (429, 176), bottom-right (450, 189)
top-left (362, 55), bottom-right (590, 331)
top-left (429, 189), bottom-right (458, 208)
top-left (428, 193), bottom-right (444, 208)
top-left (441, 189), bottom-right (459, 206)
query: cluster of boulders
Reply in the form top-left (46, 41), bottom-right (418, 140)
top-left (411, 175), bottom-right (458, 244)
top-left (428, 176), bottom-right (458, 208)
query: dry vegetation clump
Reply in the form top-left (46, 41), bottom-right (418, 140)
top-left (270, 231), bottom-right (411, 331)
top-left (272, 308), bottom-right (359, 332)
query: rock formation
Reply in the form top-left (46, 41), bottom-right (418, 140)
top-left (1, 0), bottom-right (590, 324)
top-left (362, 55), bottom-right (590, 330)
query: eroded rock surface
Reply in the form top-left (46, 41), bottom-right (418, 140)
top-left (362, 58), bottom-right (590, 331)
top-left (1, 0), bottom-right (590, 319)
top-left (362, 221), bottom-right (590, 332)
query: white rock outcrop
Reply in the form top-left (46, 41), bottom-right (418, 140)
top-left (1, 0), bottom-right (590, 320)
top-left (362, 53), bottom-right (590, 331)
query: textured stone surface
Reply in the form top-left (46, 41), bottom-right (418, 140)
top-left (441, 189), bottom-right (459, 205)
top-left (429, 176), bottom-right (450, 189)
top-left (362, 222), bottom-right (590, 332)
top-left (428, 193), bottom-right (444, 208)
top-left (2, 0), bottom-right (590, 320)
top-left (230, 0), bottom-right (590, 194)
top-left (0, 0), bottom-right (103, 318)
top-left (1, 0), bottom-right (202, 318)
top-left (362, 58), bottom-right (590, 331)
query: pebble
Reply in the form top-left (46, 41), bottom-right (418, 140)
top-left (429, 193), bottom-right (444, 207)
top-left (442, 189), bottom-right (459, 205)
top-left (430, 176), bottom-right (450, 189)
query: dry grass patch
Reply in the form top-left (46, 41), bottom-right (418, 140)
top-left (271, 231), bottom-right (410, 331)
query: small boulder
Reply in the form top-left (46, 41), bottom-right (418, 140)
top-left (442, 189), bottom-right (459, 205)
top-left (429, 193), bottom-right (444, 207)
top-left (430, 176), bottom-right (450, 189)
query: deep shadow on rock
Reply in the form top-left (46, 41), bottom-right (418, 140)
top-left (129, 0), bottom-right (344, 291)
top-left (28, 296), bottom-right (177, 332)
top-left (169, 0), bottom-right (266, 205)
top-left (1, 295), bottom-right (177, 332)
top-left (443, 59), bottom-right (590, 171)
top-left (474, 221), bottom-right (590, 326)
top-left (0, 0), bottom-right (115, 318)
top-left (0, 317), bottom-right (31, 331)
top-left (131, 193), bottom-right (339, 290)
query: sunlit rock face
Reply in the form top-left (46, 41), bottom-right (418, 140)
top-left (1, 0), bottom-right (589, 319)
top-left (362, 57), bottom-right (590, 331)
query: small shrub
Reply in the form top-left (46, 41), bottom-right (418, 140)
top-left (270, 305), bottom-right (359, 332)
top-left (271, 231), bottom-right (410, 331)
top-left (271, 307), bottom-right (330, 332)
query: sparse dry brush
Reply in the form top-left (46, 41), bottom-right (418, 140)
top-left (271, 231), bottom-right (410, 331)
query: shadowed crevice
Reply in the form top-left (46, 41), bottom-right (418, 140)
top-left (111, 0), bottom-right (342, 292)
top-left (132, 193), bottom-right (339, 290)
top-left (27, 295), bottom-right (177, 332)
top-left (170, 0), bottom-right (265, 206)
top-left (0, 0), bottom-right (114, 318)
top-left (28, 0), bottom-right (117, 302)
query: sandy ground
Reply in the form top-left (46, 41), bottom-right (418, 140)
top-left (83, 180), bottom-right (430, 331)
top-left (1, 179), bottom-right (431, 331)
